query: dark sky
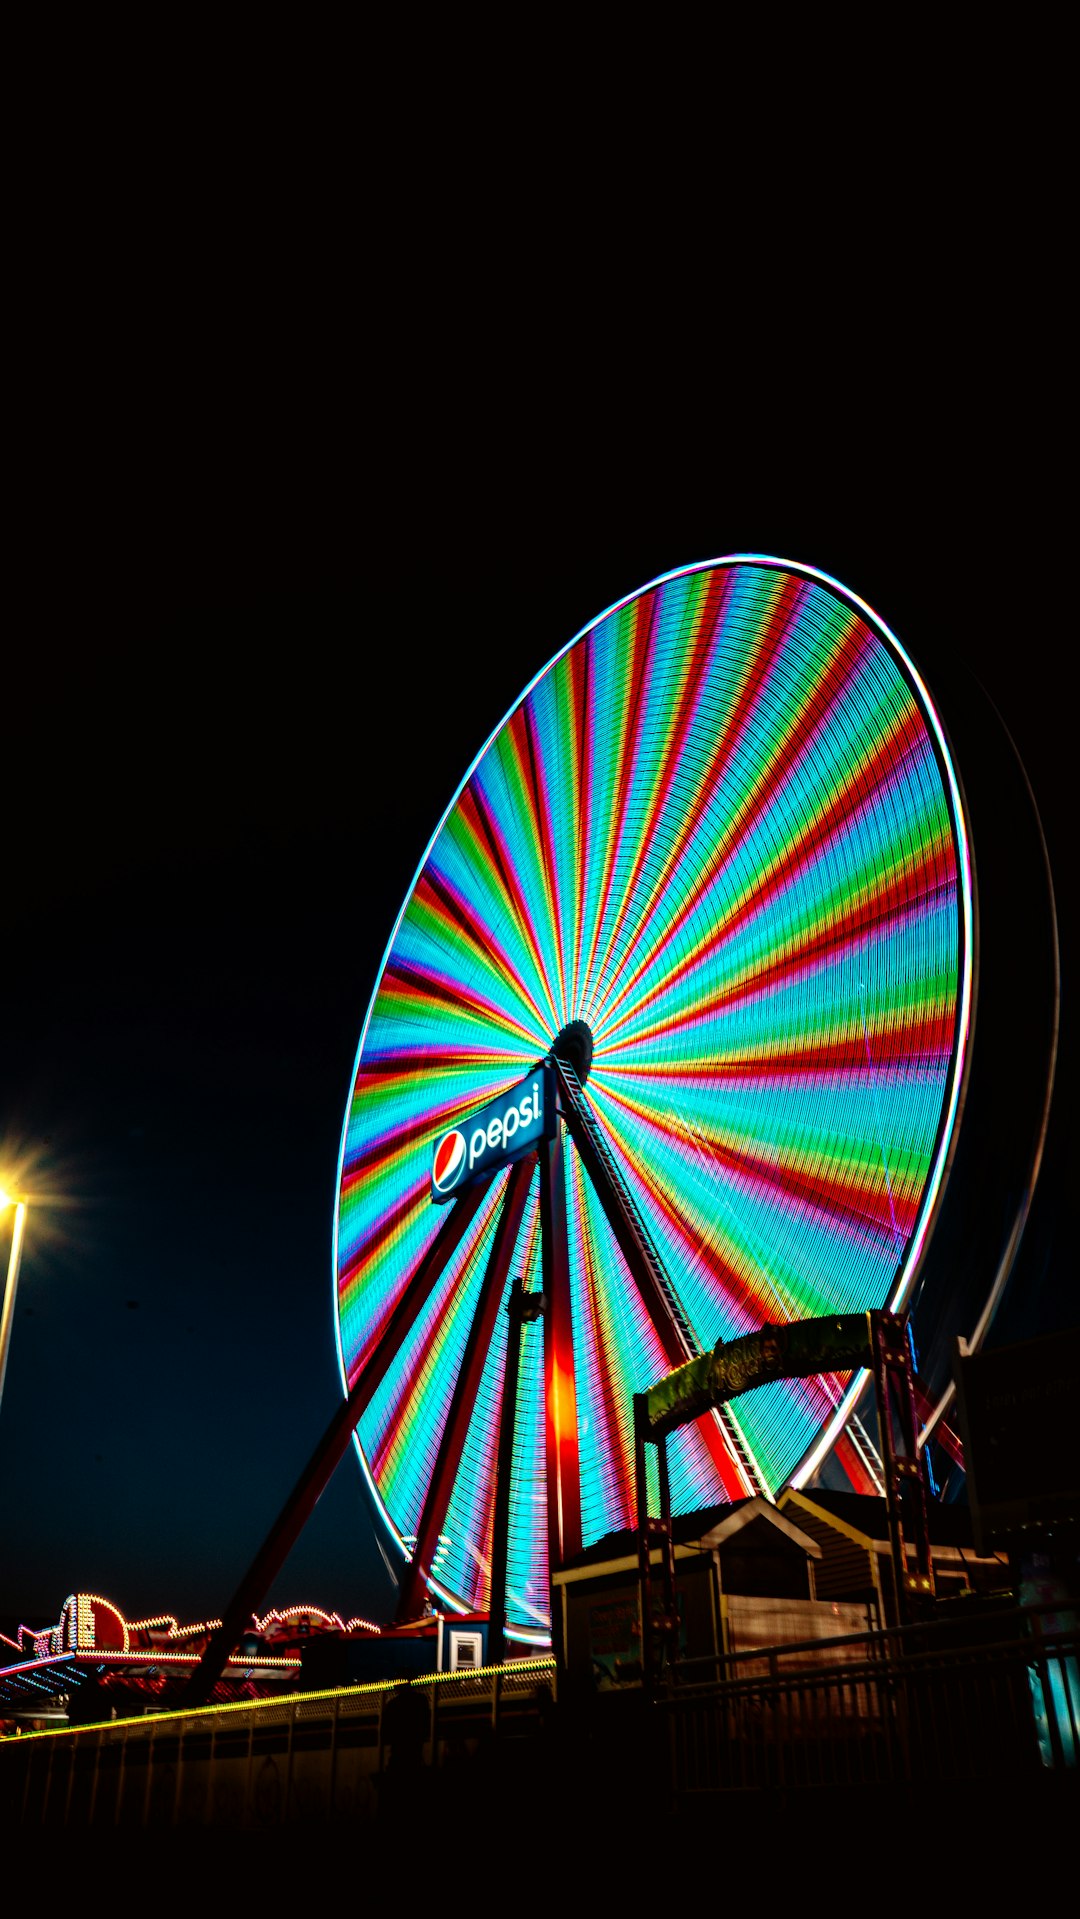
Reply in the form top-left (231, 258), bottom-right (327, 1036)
top-left (2, 136), bottom-right (1072, 1634)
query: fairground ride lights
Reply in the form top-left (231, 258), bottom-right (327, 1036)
top-left (17, 1595), bottom-right (380, 1662)
top-left (252, 1605), bottom-right (382, 1635)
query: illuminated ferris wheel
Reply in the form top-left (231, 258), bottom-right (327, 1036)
top-left (332, 557), bottom-right (978, 1646)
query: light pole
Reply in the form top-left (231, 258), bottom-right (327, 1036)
top-left (0, 1189), bottom-right (28, 1414)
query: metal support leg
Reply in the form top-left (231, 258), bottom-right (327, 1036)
top-left (489, 1277), bottom-right (544, 1668)
top-left (871, 1311), bottom-right (935, 1621)
top-left (540, 1127), bottom-right (582, 1580)
top-left (395, 1158), bottom-right (535, 1624)
top-left (181, 1176), bottom-right (494, 1707)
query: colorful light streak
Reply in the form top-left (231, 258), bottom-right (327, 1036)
top-left (334, 558), bottom-right (971, 1633)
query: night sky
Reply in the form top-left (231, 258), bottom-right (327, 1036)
top-left (2, 159), bottom-right (1072, 1637)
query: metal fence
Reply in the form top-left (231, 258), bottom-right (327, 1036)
top-left (3, 1606), bottom-right (1077, 1836)
top-left (1, 1657), bottom-right (557, 1835)
top-left (665, 1602), bottom-right (1078, 1804)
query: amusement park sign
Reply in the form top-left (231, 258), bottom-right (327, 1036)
top-left (430, 1064), bottom-right (556, 1203)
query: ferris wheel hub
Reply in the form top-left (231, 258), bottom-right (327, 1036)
top-left (550, 1019), bottom-right (594, 1085)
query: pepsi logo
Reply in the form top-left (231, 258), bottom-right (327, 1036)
top-left (432, 1128), bottom-right (467, 1193)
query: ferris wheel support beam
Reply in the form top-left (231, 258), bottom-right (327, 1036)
top-left (488, 1276), bottom-right (545, 1669)
top-left (181, 1176), bottom-right (495, 1708)
top-left (870, 1314), bottom-right (936, 1617)
top-left (393, 1157), bottom-right (536, 1626)
top-left (540, 1127), bottom-right (582, 1584)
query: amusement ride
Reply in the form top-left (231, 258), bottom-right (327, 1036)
top-left (186, 555), bottom-right (1059, 1700)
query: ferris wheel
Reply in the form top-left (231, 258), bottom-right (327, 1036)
top-left (333, 557), bottom-right (977, 1645)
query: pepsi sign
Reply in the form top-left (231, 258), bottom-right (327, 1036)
top-left (431, 1065), bottom-right (555, 1203)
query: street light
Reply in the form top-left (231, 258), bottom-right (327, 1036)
top-left (0, 1188), bottom-right (28, 1414)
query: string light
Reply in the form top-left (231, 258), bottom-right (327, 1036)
top-left (11, 1593), bottom-right (380, 1670)
top-left (9, 1656), bottom-right (559, 1740)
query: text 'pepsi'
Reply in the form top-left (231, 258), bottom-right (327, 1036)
top-left (430, 1064), bottom-right (555, 1203)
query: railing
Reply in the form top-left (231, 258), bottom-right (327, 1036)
top-left (664, 1602), bottom-right (1079, 1800)
top-left (1, 1658), bottom-right (557, 1835)
top-left (5, 1606), bottom-right (1076, 1834)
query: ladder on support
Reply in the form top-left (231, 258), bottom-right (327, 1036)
top-left (554, 1055), bottom-right (766, 1500)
